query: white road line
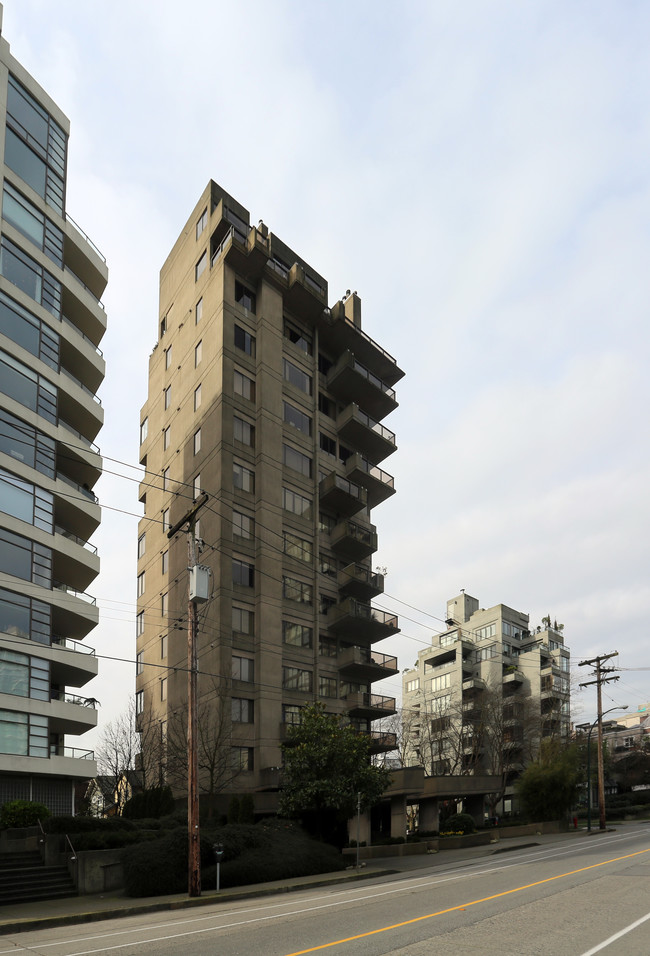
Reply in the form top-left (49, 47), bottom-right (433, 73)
top-left (1, 832), bottom-right (647, 955)
top-left (578, 910), bottom-right (650, 955)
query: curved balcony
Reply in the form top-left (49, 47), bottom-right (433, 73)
top-left (64, 214), bottom-right (108, 302)
top-left (330, 518), bottom-right (377, 562)
top-left (58, 320), bottom-right (105, 395)
top-left (338, 646), bottom-right (398, 682)
top-left (337, 404), bottom-right (396, 464)
top-left (52, 528), bottom-right (99, 593)
top-left (57, 370), bottom-right (103, 444)
top-left (48, 691), bottom-right (98, 735)
top-left (344, 453), bottom-right (395, 507)
top-left (49, 637), bottom-right (98, 687)
top-left (328, 598), bottom-right (400, 642)
top-left (49, 586), bottom-right (98, 639)
top-left (327, 351), bottom-right (398, 421)
top-left (344, 692), bottom-right (396, 721)
top-left (319, 472), bottom-right (367, 517)
top-left (337, 563), bottom-right (384, 601)
top-left (54, 477), bottom-right (101, 542)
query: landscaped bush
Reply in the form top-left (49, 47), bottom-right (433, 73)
top-left (441, 813), bottom-right (475, 835)
top-left (72, 829), bottom-right (159, 851)
top-left (0, 800), bottom-right (50, 829)
top-left (122, 786), bottom-right (175, 819)
top-left (44, 815), bottom-right (137, 834)
top-left (121, 822), bottom-right (346, 897)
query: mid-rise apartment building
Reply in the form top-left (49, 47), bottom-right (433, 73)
top-left (402, 591), bottom-right (570, 813)
top-left (136, 181), bottom-right (402, 812)
top-left (0, 6), bottom-right (107, 814)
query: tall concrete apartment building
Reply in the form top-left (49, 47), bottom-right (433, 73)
top-left (137, 181), bottom-right (402, 812)
top-left (0, 7), bottom-right (107, 813)
top-left (402, 592), bottom-right (570, 814)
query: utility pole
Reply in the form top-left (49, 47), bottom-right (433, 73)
top-left (168, 492), bottom-right (209, 897)
top-left (579, 652), bottom-right (619, 831)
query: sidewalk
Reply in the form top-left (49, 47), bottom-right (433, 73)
top-left (0, 829), bottom-right (589, 936)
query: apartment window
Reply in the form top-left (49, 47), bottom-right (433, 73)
top-left (234, 324), bottom-right (255, 357)
top-left (160, 315), bottom-right (167, 337)
top-left (163, 426), bottom-right (170, 451)
top-left (0, 291), bottom-right (60, 371)
top-left (189, 474), bottom-right (200, 499)
top-left (318, 512), bottom-right (336, 534)
top-left (165, 346), bottom-right (172, 370)
top-left (160, 634), bottom-right (167, 658)
top-left (319, 554), bottom-right (337, 577)
top-left (318, 393), bottom-right (335, 419)
top-left (161, 592), bottom-right (168, 616)
top-left (283, 667), bottom-right (312, 692)
top-left (195, 252), bottom-right (206, 281)
top-left (234, 280), bottom-right (256, 313)
top-left (140, 418), bottom-right (148, 444)
top-left (233, 462), bottom-right (254, 493)
top-left (195, 340), bottom-right (202, 367)
top-left (196, 208), bottom-right (207, 239)
top-left (233, 511), bottom-right (254, 539)
top-left (137, 533), bottom-right (146, 559)
top-left (406, 679), bottom-right (419, 693)
top-left (283, 401), bottom-right (311, 436)
top-left (135, 691), bottom-right (144, 715)
top-left (232, 746), bottom-right (253, 771)
top-left (283, 444), bottom-right (311, 477)
top-left (0, 349), bottom-right (57, 425)
top-left (136, 652), bottom-right (143, 676)
top-left (431, 694), bottom-right (451, 714)
top-left (0, 589), bottom-right (50, 654)
top-left (136, 611), bottom-right (144, 636)
top-left (164, 386), bottom-right (171, 410)
top-left (160, 678), bottom-right (167, 701)
top-left (194, 384), bottom-right (202, 411)
top-left (234, 416), bottom-right (254, 447)
top-left (161, 550), bottom-right (169, 574)
top-left (283, 704), bottom-right (303, 726)
top-left (283, 358), bottom-right (312, 395)
top-left (137, 571), bottom-right (145, 597)
top-left (284, 321), bottom-right (312, 355)
top-left (2, 180), bottom-right (63, 267)
top-left (162, 467), bottom-right (170, 491)
top-left (233, 559), bottom-right (254, 588)
top-left (318, 353), bottom-right (333, 376)
top-left (232, 606), bottom-right (253, 635)
top-left (195, 297), bottom-right (203, 323)
top-left (234, 370), bottom-right (255, 402)
top-left (319, 676), bottom-right (337, 699)
top-left (0, 469), bottom-right (53, 533)
top-left (475, 623), bottom-right (497, 640)
top-left (232, 698), bottom-right (254, 723)
top-left (283, 621), bottom-right (312, 648)
top-left (319, 433), bottom-right (337, 457)
top-left (320, 594), bottom-right (336, 615)
top-left (0, 238), bottom-right (61, 317)
top-left (319, 636), bottom-right (337, 657)
top-left (282, 487), bottom-right (311, 517)
top-left (232, 656), bottom-right (254, 682)
top-left (192, 428), bottom-right (201, 455)
top-left (284, 531), bottom-right (312, 563)
top-left (283, 576), bottom-right (312, 605)
top-left (162, 509), bottom-right (170, 532)
top-left (431, 673), bottom-right (450, 693)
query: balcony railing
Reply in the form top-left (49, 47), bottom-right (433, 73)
top-left (60, 367), bottom-right (102, 405)
top-left (50, 745), bottom-right (95, 759)
top-left (66, 213), bottom-right (106, 263)
top-left (55, 525), bottom-right (98, 554)
top-left (52, 582), bottom-right (97, 605)
top-left (52, 636), bottom-right (96, 656)
top-left (51, 692), bottom-right (98, 708)
top-left (56, 472), bottom-right (98, 503)
top-left (61, 315), bottom-right (104, 357)
top-left (58, 418), bottom-right (101, 454)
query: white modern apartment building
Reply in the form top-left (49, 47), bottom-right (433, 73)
top-left (0, 6), bottom-right (107, 814)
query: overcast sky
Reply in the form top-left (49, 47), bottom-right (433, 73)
top-left (4, 0), bottom-right (648, 744)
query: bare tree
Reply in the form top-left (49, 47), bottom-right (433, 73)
top-left (165, 678), bottom-right (241, 818)
top-left (95, 697), bottom-right (166, 814)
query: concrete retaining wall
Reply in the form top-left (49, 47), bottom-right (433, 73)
top-left (72, 849), bottom-right (124, 895)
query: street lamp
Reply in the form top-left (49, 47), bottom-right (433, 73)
top-left (586, 706), bottom-right (628, 832)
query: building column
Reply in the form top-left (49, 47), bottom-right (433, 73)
top-left (418, 798), bottom-right (439, 833)
top-left (390, 795), bottom-right (406, 838)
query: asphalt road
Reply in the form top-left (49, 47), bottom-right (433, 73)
top-left (2, 825), bottom-right (650, 955)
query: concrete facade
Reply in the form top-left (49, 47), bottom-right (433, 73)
top-left (402, 592), bottom-right (570, 816)
top-left (136, 182), bottom-right (402, 812)
top-left (0, 4), bottom-right (107, 813)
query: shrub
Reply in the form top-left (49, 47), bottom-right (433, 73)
top-left (239, 794), bottom-right (255, 824)
top-left (0, 800), bottom-right (50, 829)
top-left (228, 796), bottom-right (240, 824)
top-left (122, 787), bottom-right (175, 819)
top-left (443, 813), bottom-right (475, 835)
top-left (45, 815), bottom-right (137, 834)
top-left (73, 830), bottom-right (159, 851)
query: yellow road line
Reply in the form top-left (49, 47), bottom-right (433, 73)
top-left (283, 847), bottom-right (650, 956)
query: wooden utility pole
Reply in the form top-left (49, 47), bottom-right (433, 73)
top-left (579, 652), bottom-right (619, 831)
top-left (167, 493), bottom-right (208, 897)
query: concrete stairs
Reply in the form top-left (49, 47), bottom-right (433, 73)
top-left (0, 850), bottom-right (77, 905)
